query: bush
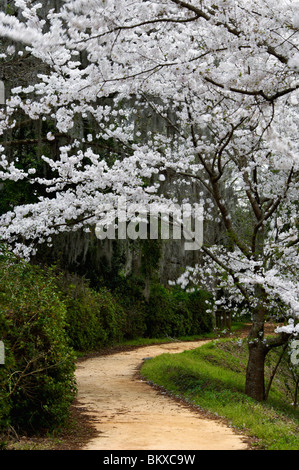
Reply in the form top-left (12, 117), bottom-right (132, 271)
top-left (0, 251), bottom-right (76, 434)
top-left (55, 272), bottom-right (126, 351)
top-left (180, 288), bottom-right (214, 334)
top-left (145, 284), bottom-right (213, 338)
top-left (113, 276), bottom-right (147, 340)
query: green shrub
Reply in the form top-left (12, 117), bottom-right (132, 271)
top-left (114, 276), bottom-right (147, 339)
top-left (180, 288), bottom-right (214, 334)
top-left (146, 284), bottom-right (213, 338)
top-left (0, 251), bottom-right (76, 434)
top-left (146, 284), bottom-right (185, 337)
top-left (97, 286), bottom-right (126, 344)
top-left (55, 272), bottom-right (126, 351)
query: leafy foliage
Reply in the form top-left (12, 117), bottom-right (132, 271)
top-left (113, 275), bottom-right (148, 340)
top-left (0, 251), bottom-right (76, 434)
top-left (53, 271), bottom-right (126, 351)
top-left (146, 284), bottom-right (213, 338)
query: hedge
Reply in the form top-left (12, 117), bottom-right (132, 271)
top-left (0, 252), bottom-right (76, 434)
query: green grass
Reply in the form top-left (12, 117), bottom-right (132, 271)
top-left (140, 338), bottom-right (299, 450)
top-left (120, 332), bottom-right (216, 347)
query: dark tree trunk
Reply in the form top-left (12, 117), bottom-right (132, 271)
top-left (245, 316), bottom-right (291, 401)
top-left (245, 295), bottom-right (267, 402)
top-left (245, 339), bottom-right (266, 401)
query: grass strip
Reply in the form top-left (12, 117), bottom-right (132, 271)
top-left (140, 338), bottom-right (299, 450)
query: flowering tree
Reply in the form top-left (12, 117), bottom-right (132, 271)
top-left (0, 0), bottom-right (298, 401)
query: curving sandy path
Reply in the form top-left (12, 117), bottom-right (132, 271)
top-left (75, 340), bottom-right (249, 450)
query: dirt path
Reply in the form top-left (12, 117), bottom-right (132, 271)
top-left (75, 340), bottom-right (249, 450)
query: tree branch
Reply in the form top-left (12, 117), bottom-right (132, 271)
top-left (204, 76), bottom-right (299, 103)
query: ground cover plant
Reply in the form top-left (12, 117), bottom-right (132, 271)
top-left (140, 338), bottom-right (299, 450)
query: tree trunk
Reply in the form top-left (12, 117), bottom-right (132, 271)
top-left (245, 339), bottom-right (266, 401)
top-left (245, 294), bottom-right (267, 401)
